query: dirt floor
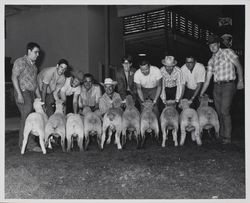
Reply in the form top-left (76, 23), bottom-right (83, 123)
top-left (5, 128), bottom-right (245, 199)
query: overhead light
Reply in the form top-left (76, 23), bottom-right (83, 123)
top-left (138, 53), bottom-right (146, 56)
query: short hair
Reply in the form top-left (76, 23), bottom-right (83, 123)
top-left (185, 56), bottom-right (196, 61)
top-left (121, 55), bottom-right (132, 63)
top-left (83, 73), bottom-right (94, 81)
top-left (57, 59), bottom-right (69, 66)
top-left (139, 59), bottom-right (150, 66)
top-left (26, 42), bottom-right (40, 53)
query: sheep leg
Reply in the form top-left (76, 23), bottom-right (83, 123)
top-left (38, 131), bottom-right (46, 154)
top-left (214, 122), bottom-right (220, 139)
top-left (173, 128), bottom-right (178, 147)
top-left (66, 135), bottom-right (72, 152)
top-left (78, 135), bottom-right (84, 152)
top-left (135, 128), bottom-right (141, 149)
top-left (161, 126), bottom-right (167, 148)
top-left (180, 124), bottom-right (187, 146)
top-left (115, 130), bottom-right (122, 149)
top-left (121, 128), bottom-right (127, 147)
top-left (21, 127), bottom-right (30, 154)
top-left (101, 125), bottom-right (108, 149)
top-left (85, 133), bottom-right (90, 151)
top-left (60, 134), bottom-right (66, 152)
top-left (194, 124), bottom-right (202, 146)
top-left (191, 130), bottom-right (196, 141)
top-left (107, 128), bottom-right (113, 144)
top-left (154, 124), bottom-right (160, 145)
top-left (140, 127), bottom-right (147, 149)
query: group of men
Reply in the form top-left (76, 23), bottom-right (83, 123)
top-left (11, 34), bottom-right (244, 152)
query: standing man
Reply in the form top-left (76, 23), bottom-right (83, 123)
top-left (99, 78), bottom-right (123, 115)
top-left (134, 59), bottom-right (162, 116)
top-left (180, 55), bottom-right (206, 109)
top-left (59, 70), bottom-right (84, 114)
top-left (37, 59), bottom-right (68, 116)
top-left (200, 35), bottom-right (244, 144)
top-left (160, 55), bottom-right (182, 104)
top-left (77, 73), bottom-right (102, 115)
top-left (116, 55), bottom-right (137, 101)
top-left (11, 42), bottom-right (42, 151)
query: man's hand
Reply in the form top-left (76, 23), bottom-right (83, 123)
top-left (162, 99), bottom-right (167, 105)
top-left (237, 80), bottom-right (244, 90)
top-left (17, 93), bottom-right (24, 104)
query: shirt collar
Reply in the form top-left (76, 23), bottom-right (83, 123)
top-left (213, 48), bottom-right (223, 57)
top-left (24, 55), bottom-right (34, 65)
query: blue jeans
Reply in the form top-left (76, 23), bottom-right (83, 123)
top-left (14, 90), bottom-right (38, 149)
top-left (213, 81), bottom-right (236, 141)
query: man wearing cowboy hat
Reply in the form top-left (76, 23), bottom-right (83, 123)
top-left (200, 34), bottom-right (244, 144)
top-left (134, 59), bottom-right (162, 116)
top-left (180, 55), bottom-right (206, 109)
top-left (58, 69), bottom-right (84, 114)
top-left (99, 78), bottom-right (123, 115)
top-left (77, 73), bottom-right (102, 115)
top-left (160, 55), bottom-right (182, 105)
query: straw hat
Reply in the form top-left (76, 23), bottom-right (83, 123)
top-left (161, 56), bottom-right (177, 66)
top-left (100, 78), bottom-right (117, 86)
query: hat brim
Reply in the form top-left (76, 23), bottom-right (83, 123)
top-left (162, 59), bottom-right (177, 66)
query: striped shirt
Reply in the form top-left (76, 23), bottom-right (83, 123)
top-left (12, 55), bottom-right (38, 91)
top-left (160, 66), bottom-right (182, 101)
top-left (207, 48), bottom-right (238, 82)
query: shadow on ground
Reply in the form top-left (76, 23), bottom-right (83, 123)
top-left (5, 127), bottom-right (245, 199)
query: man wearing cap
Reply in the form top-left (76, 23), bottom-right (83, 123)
top-left (58, 70), bottom-right (83, 114)
top-left (180, 56), bottom-right (206, 109)
top-left (160, 55), bottom-right (182, 105)
top-left (99, 78), bottom-right (123, 115)
top-left (116, 55), bottom-right (137, 101)
top-left (134, 59), bottom-right (162, 116)
top-left (77, 73), bottom-right (102, 115)
top-left (37, 59), bottom-right (68, 116)
top-left (200, 34), bottom-right (244, 144)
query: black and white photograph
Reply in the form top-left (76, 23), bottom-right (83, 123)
top-left (1, 0), bottom-right (249, 201)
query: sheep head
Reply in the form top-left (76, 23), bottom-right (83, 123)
top-left (33, 98), bottom-right (45, 112)
top-left (178, 99), bottom-right (192, 110)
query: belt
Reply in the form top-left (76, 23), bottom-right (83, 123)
top-left (215, 80), bottom-right (234, 85)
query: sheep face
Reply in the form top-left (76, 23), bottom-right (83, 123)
top-left (178, 99), bottom-right (192, 110)
top-left (199, 94), bottom-right (213, 107)
top-left (125, 95), bottom-right (135, 108)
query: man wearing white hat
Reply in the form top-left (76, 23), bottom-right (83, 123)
top-left (134, 59), bottom-right (162, 116)
top-left (160, 55), bottom-right (182, 104)
top-left (99, 78), bottom-right (123, 115)
top-left (180, 55), bottom-right (206, 109)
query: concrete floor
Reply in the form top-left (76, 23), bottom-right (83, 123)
top-left (5, 117), bottom-right (20, 132)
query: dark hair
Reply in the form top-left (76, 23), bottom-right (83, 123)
top-left (185, 56), bottom-right (196, 61)
top-left (57, 59), bottom-right (69, 66)
top-left (139, 59), bottom-right (150, 66)
top-left (26, 42), bottom-right (40, 53)
top-left (121, 55), bottom-right (133, 64)
top-left (83, 73), bottom-right (94, 81)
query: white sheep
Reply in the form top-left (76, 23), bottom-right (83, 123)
top-left (140, 100), bottom-right (159, 148)
top-left (101, 107), bottom-right (123, 150)
top-left (45, 99), bottom-right (66, 152)
top-left (21, 98), bottom-right (48, 154)
top-left (160, 100), bottom-right (179, 147)
top-left (197, 94), bottom-right (220, 139)
top-left (179, 99), bottom-right (201, 146)
top-left (83, 109), bottom-right (103, 150)
top-left (66, 113), bottom-right (84, 152)
top-left (121, 95), bottom-right (141, 149)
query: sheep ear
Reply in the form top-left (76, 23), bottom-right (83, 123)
top-left (178, 102), bottom-right (182, 109)
top-left (41, 102), bottom-right (45, 105)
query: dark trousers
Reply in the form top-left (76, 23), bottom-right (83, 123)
top-left (66, 95), bottom-right (74, 114)
top-left (14, 90), bottom-right (38, 149)
top-left (141, 87), bottom-right (159, 117)
top-left (45, 93), bottom-right (55, 117)
top-left (183, 87), bottom-right (198, 109)
top-left (213, 81), bottom-right (236, 141)
top-left (164, 86), bottom-right (177, 100)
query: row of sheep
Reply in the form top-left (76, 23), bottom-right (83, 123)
top-left (21, 95), bottom-right (220, 154)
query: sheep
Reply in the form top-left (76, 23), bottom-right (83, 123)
top-left (66, 113), bottom-right (84, 152)
top-left (101, 107), bottom-right (123, 150)
top-left (179, 99), bottom-right (201, 146)
top-left (45, 99), bottom-right (66, 152)
top-left (160, 100), bottom-right (179, 147)
top-left (197, 94), bottom-right (220, 139)
top-left (121, 95), bottom-right (141, 149)
top-left (140, 100), bottom-right (159, 148)
top-left (83, 109), bottom-right (103, 150)
top-left (21, 98), bottom-right (48, 154)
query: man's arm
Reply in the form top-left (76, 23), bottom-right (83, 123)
top-left (35, 87), bottom-right (41, 99)
top-left (73, 93), bottom-right (79, 113)
top-left (11, 71), bottom-right (24, 104)
top-left (190, 82), bottom-right (203, 102)
top-left (200, 71), bottom-right (213, 96)
top-left (136, 83), bottom-right (144, 102)
top-left (153, 78), bottom-right (162, 103)
top-left (41, 83), bottom-right (48, 102)
top-left (232, 57), bottom-right (244, 89)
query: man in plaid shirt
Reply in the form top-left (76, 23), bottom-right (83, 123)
top-left (200, 35), bottom-right (244, 144)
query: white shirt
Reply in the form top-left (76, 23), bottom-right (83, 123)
top-left (134, 65), bottom-right (162, 88)
top-left (181, 62), bottom-right (206, 90)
